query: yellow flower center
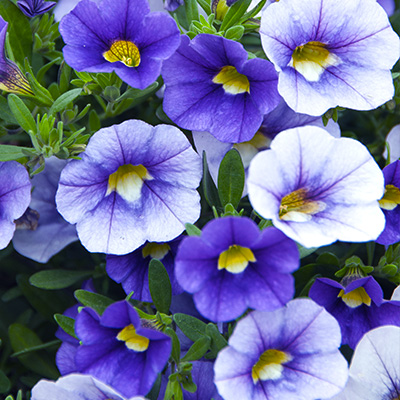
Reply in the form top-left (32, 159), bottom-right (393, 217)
top-left (279, 188), bottom-right (326, 222)
top-left (379, 184), bottom-right (400, 210)
top-left (103, 40), bottom-right (141, 67)
top-left (252, 349), bottom-right (292, 384)
top-left (338, 287), bottom-right (372, 308)
top-left (116, 324), bottom-right (149, 352)
top-left (289, 41), bottom-right (341, 82)
top-left (142, 242), bottom-right (171, 260)
top-left (106, 164), bottom-right (152, 203)
top-left (212, 66), bottom-right (250, 95)
top-left (218, 245), bottom-right (256, 274)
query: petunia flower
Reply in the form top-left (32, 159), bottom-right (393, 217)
top-left (260, 0), bottom-right (400, 116)
top-left (106, 238), bottom-right (183, 301)
top-left (73, 301), bottom-right (171, 397)
top-left (0, 16), bottom-right (33, 96)
top-left (162, 33), bottom-right (280, 143)
top-left (329, 326), bottom-right (400, 400)
top-left (56, 120), bottom-right (202, 255)
top-left (13, 157), bottom-right (78, 263)
top-left (376, 160), bottom-right (400, 245)
top-left (214, 298), bottom-right (348, 400)
top-left (0, 161), bottom-right (31, 250)
top-left (17, 0), bottom-right (56, 17)
top-left (175, 216), bottom-right (299, 322)
top-left (59, 0), bottom-right (180, 89)
top-left (247, 126), bottom-right (385, 248)
top-left (31, 373), bottom-right (147, 400)
top-left (309, 276), bottom-right (400, 349)
top-left (384, 124), bottom-right (400, 163)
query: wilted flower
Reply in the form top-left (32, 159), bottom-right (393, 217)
top-left (17, 0), bottom-right (56, 17)
top-left (248, 126), bottom-right (385, 248)
top-left (260, 0), bottom-right (399, 115)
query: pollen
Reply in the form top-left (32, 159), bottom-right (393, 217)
top-left (379, 184), bottom-right (400, 210)
top-left (338, 287), bottom-right (372, 308)
top-left (142, 242), bottom-right (171, 260)
top-left (252, 349), bottom-right (292, 384)
top-left (218, 245), bottom-right (256, 274)
top-left (103, 40), bottom-right (141, 67)
top-left (279, 188), bottom-right (326, 222)
top-left (213, 65), bottom-right (250, 95)
top-left (289, 41), bottom-right (341, 82)
top-left (106, 164), bottom-right (152, 203)
top-left (116, 324), bottom-right (149, 352)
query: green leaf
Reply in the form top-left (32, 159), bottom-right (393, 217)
top-left (185, 222), bottom-right (202, 236)
top-left (0, 1), bottom-right (32, 64)
top-left (74, 290), bottom-right (114, 315)
top-left (29, 269), bottom-right (93, 290)
top-left (0, 96), bottom-right (17, 124)
top-left (220, 0), bottom-right (252, 32)
top-left (8, 323), bottom-right (59, 379)
top-left (164, 327), bottom-right (181, 363)
top-left (148, 259), bottom-right (172, 314)
top-left (224, 25), bottom-right (244, 40)
top-left (202, 151), bottom-right (222, 209)
top-left (0, 144), bottom-right (35, 161)
top-left (7, 94), bottom-right (36, 134)
top-left (185, 0), bottom-right (199, 24)
top-left (297, 243), bottom-right (318, 259)
top-left (173, 313), bottom-right (208, 342)
top-left (0, 370), bottom-right (11, 394)
top-left (205, 323), bottom-right (227, 357)
top-left (217, 149), bottom-right (244, 209)
top-left (54, 314), bottom-right (77, 339)
top-left (181, 336), bottom-right (211, 362)
top-left (49, 88), bottom-right (82, 115)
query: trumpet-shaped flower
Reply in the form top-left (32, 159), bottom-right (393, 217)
top-left (59, 0), bottom-right (180, 89)
top-left (0, 161), bottom-right (31, 250)
top-left (162, 34), bottom-right (280, 143)
top-left (248, 126), bottom-right (385, 248)
top-left (329, 326), bottom-right (400, 400)
top-left (74, 301), bottom-right (171, 397)
top-left (0, 17), bottom-right (33, 96)
top-left (214, 299), bottom-right (348, 400)
top-left (260, 0), bottom-right (400, 116)
top-left (175, 217), bottom-right (299, 322)
top-left (309, 276), bottom-right (400, 348)
top-left (56, 120), bottom-right (202, 255)
top-left (17, 0), bottom-right (56, 17)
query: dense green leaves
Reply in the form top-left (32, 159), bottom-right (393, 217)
top-left (7, 94), bottom-right (36, 134)
top-left (49, 89), bottom-right (82, 115)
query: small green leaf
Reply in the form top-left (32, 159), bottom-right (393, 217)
top-left (29, 269), bottom-right (93, 290)
top-left (49, 88), bottom-right (82, 115)
top-left (218, 149), bottom-right (244, 209)
top-left (148, 259), bottom-right (172, 314)
top-left (220, 0), bottom-right (252, 32)
top-left (185, 223), bottom-right (202, 236)
top-left (74, 290), bottom-right (114, 315)
top-left (173, 313), bottom-right (208, 342)
top-left (0, 96), bottom-right (17, 124)
top-left (0, 144), bottom-right (35, 161)
top-left (185, 0), bottom-right (199, 24)
top-left (7, 94), bottom-right (36, 134)
top-left (206, 323), bottom-right (227, 357)
top-left (0, 370), bottom-right (11, 394)
top-left (181, 336), bottom-right (211, 362)
top-left (54, 314), bottom-right (77, 339)
top-left (202, 151), bottom-right (222, 209)
top-left (224, 25), bottom-right (245, 40)
top-left (164, 327), bottom-right (181, 363)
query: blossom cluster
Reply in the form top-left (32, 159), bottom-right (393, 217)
top-left (0, 0), bottom-right (400, 399)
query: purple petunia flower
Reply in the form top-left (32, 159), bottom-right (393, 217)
top-left (248, 126), bottom-right (385, 248)
top-left (31, 373), bottom-right (147, 400)
top-left (378, 0), bottom-right (396, 16)
top-left (162, 34), bottom-right (280, 143)
top-left (0, 17), bottom-right (33, 96)
top-left (175, 216), bottom-right (299, 322)
top-left (330, 326), bottom-right (400, 400)
top-left (59, 0), bottom-right (180, 89)
top-left (376, 160), bottom-right (400, 245)
top-left (309, 276), bottom-right (400, 349)
top-left (17, 0), bottom-right (56, 17)
top-left (0, 161), bottom-right (31, 250)
top-left (106, 238), bottom-right (183, 301)
top-left (13, 157), bottom-right (78, 263)
top-left (56, 120), bottom-right (202, 255)
top-left (260, 0), bottom-right (400, 116)
top-left (214, 298), bottom-right (348, 400)
top-left (74, 300), bottom-right (171, 397)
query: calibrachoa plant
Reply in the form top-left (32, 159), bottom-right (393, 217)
top-left (2, 0), bottom-right (400, 399)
